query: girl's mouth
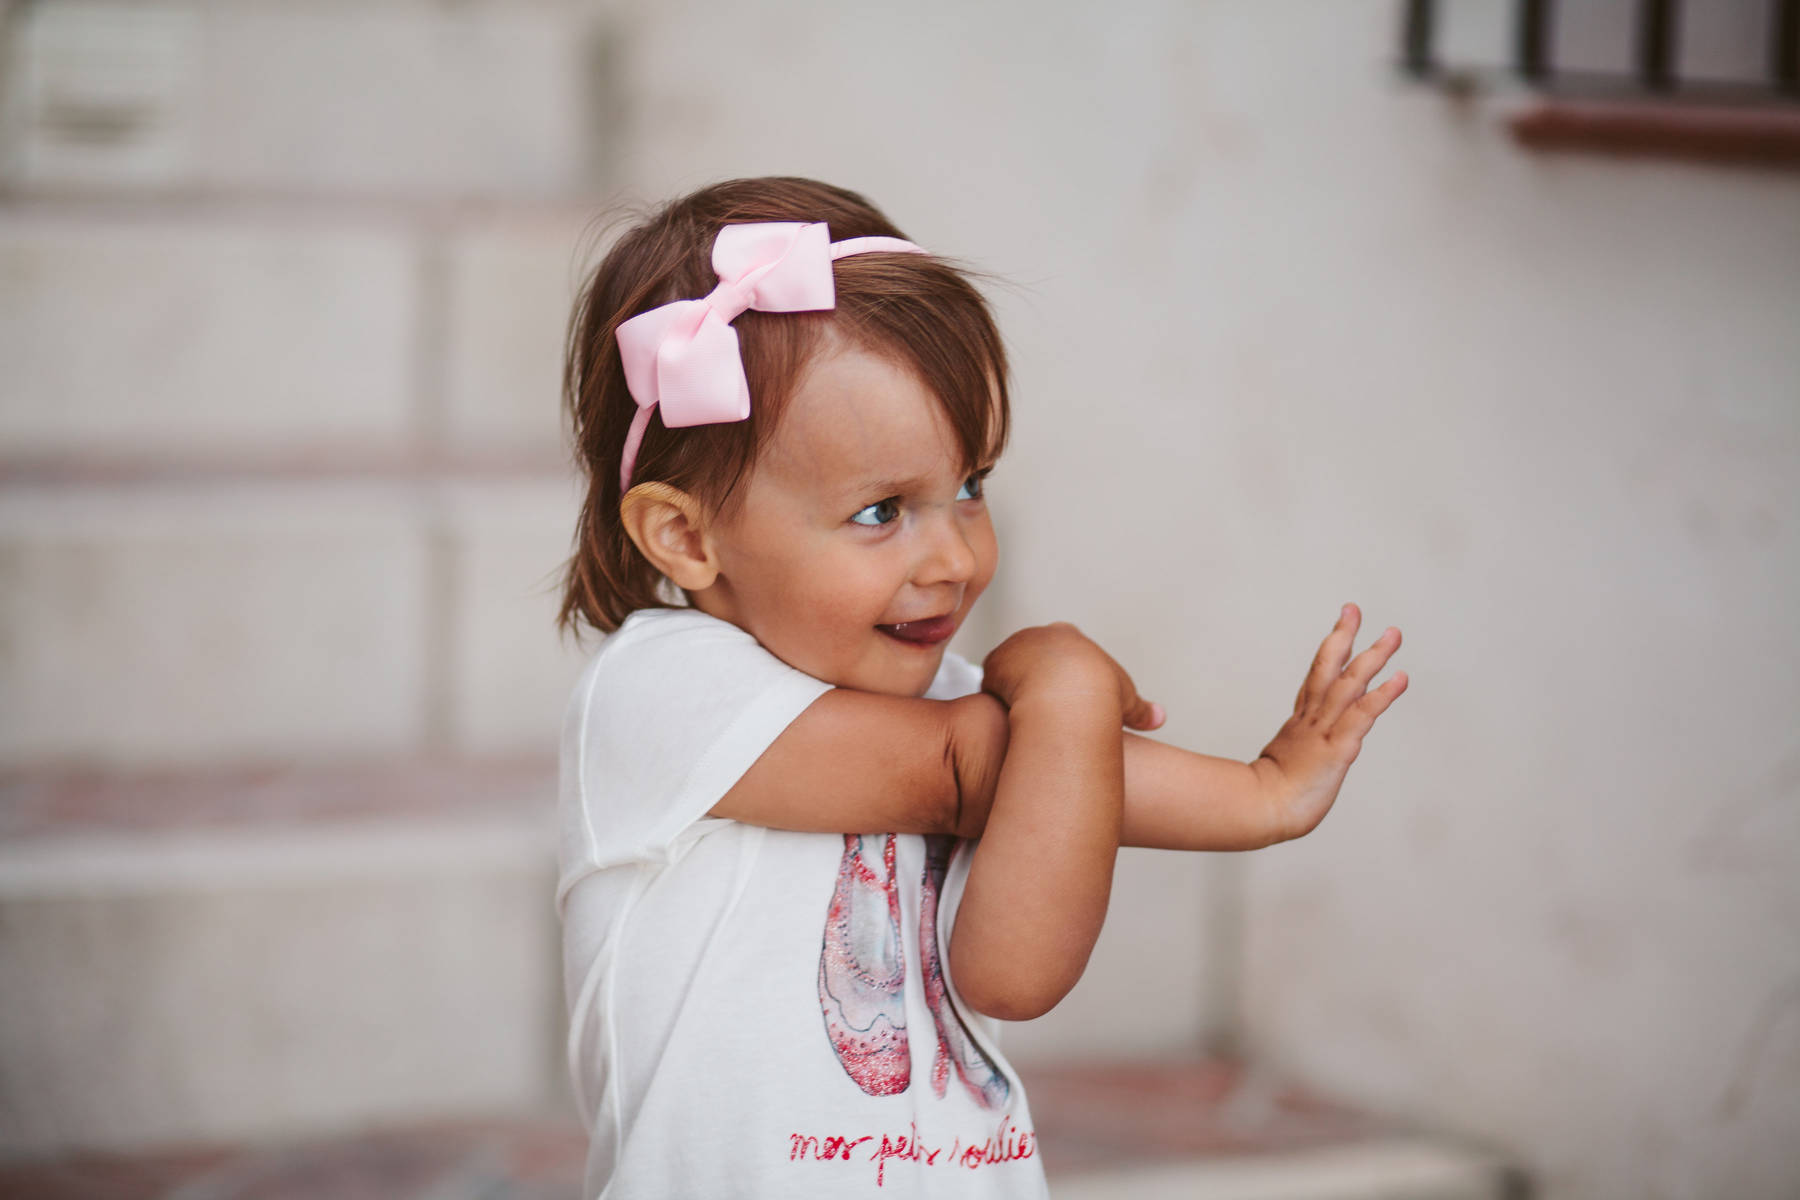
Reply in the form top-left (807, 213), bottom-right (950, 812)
top-left (876, 615), bottom-right (956, 646)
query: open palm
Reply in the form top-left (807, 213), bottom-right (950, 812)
top-left (1252, 604), bottom-right (1408, 843)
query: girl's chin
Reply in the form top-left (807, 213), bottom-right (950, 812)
top-left (850, 650), bottom-right (945, 698)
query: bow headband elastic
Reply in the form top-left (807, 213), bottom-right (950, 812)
top-left (615, 221), bottom-right (926, 492)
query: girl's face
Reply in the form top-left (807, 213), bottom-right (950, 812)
top-left (691, 343), bottom-right (998, 698)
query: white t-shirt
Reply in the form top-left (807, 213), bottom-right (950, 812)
top-left (557, 606), bottom-right (1047, 1200)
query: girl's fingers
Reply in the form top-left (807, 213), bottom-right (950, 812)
top-left (1116, 667), bottom-right (1160, 730)
top-left (1098, 648), bottom-right (1162, 730)
top-left (1125, 699), bottom-right (1165, 731)
top-left (1296, 604), bottom-right (1360, 715)
top-left (1337, 670), bottom-right (1408, 740)
top-left (1320, 626), bottom-right (1402, 723)
top-left (1346, 626), bottom-right (1402, 686)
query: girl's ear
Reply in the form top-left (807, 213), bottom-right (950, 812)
top-left (619, 482), bottom-right (722, 590)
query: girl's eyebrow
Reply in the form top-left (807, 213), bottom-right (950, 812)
top-left (839, 472), bottom-right (931, 499)
top-left (839, 464), bottom-right (990, 500)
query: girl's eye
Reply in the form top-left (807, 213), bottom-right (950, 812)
top-left (852, 471), bottom-right (989, 527)
top-left (850, 498), bottom-right (902, 527)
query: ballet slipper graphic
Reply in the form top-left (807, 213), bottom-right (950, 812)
top-left (818, 833), bottom-right (910, 1096)
top-left (920, 835), bottom-right (1010, 1109)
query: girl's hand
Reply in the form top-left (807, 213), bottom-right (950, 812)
top-left (982, 622), bottom-right (1166, 731)
top-left (1251, 603), bottom-right (1408, 844)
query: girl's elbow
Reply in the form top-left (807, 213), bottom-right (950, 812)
top-left (965, 988), bottom-right (1060, 1023)
top-left (945, 693), bottom-right (1008, 839)
top-left (953, 961), bottom-right (1074, 1023)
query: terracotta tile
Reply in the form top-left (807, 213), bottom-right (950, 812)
top-left (0, 1117), bottom-right (586, 1200)
top-left (1023, 1058), bottom-right (1403, 1174)
top-left (0, 757), bottom-right (556, 841)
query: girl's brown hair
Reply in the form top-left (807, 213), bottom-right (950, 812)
top-left (557, 177), bottom-right (1011, 639)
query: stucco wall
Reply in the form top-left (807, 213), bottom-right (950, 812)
top-left (605, 1), bottom-right (1800, 1194)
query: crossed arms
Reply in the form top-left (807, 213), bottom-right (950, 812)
top-left (709, 608), bottom-right (1406, 1022)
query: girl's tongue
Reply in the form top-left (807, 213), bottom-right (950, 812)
top-left (877, 616), bottom-right (955, 646)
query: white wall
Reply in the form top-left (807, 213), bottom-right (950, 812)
top-left (608, 0), bottom-right (1800, 1195)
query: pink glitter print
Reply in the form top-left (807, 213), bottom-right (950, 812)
top-left (818, 833), bottom-right (910, 1096)
top-left (921, 835), bottom-right (1010, 1109)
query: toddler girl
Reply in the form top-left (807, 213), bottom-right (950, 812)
top-left (554, 176), bottom-right (1406, 1199)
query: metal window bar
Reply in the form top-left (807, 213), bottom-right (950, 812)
top-left (1778, 0), bottom-right (1800, 94)
top-left (1398, 0), bottom-right (1800, 104)
top-left (1517, 0), bottom-right (1550, 83)
top-left (1638, 0), bottom-right (1677, 91)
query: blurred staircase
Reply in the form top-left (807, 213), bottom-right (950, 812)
top-left (0, 0), bottom-right (599, 1159)
top-left (0, 765), bottom-right (566, 1156)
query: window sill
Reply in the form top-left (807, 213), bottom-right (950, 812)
top-left (1509, 99), bottom-right (1800, 168)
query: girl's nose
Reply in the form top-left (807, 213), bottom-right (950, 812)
top-left (917, 508), bottom-right (978, 585)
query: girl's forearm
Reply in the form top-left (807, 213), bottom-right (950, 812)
top-left (947, 695), bottom-right (1282, 851)
top-left (947, 683), bottom-right (1123, 1022)
top-left (1119, 732), bottom-right (1279, 851)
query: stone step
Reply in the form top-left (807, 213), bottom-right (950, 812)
top-left (1031, 1061), bottom-right (1525, 1200)
top-left (0, 788), bottom-right (565, 1159)
top-left (0, 481), bottom-right (586, 768)
top-left (1051, 1140), bottom-right (1524, 1200)
top-left (4, 3), bottom-right (599, 199)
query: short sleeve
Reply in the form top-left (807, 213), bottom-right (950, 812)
top-left (555, 608), bottom-right (833, 907)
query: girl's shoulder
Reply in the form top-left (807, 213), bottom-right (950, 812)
top-left (580, 605), bottom-right (754, 678)
top-left (556, 605), bottom-right (836, 885)
top-left (609, 603), bottom-right (741, 644)
top-left (568, 603), bottom-right (827, 734)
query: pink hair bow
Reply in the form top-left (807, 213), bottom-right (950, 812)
top-left (615, 221), bottom-right (924, 491)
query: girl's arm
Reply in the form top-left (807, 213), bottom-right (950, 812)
top-left (947, 624), bottom-right (1136, 1021)
top-left (961, 605), bottom-right (1406, 852)
top-left (1119, 605), bottom-right (1408, 850)
top-left (714, 607), bottom-right (1405, 854)
top-left (707, 687), bottom-right (1012, 838)
top-left (1119, 733), bottom-right (1274, 849)
top-left (944, 610), bottom-right (1406, 1021)
top-left (709, 685), bottom-right (1294, 852)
